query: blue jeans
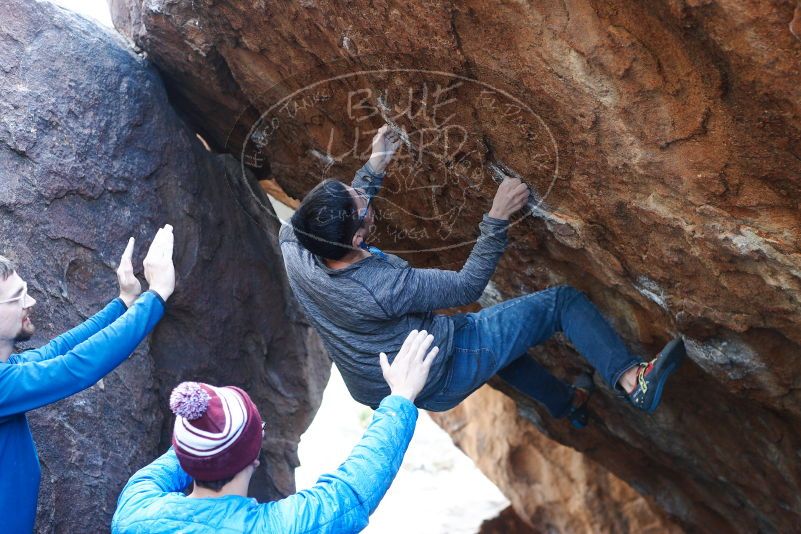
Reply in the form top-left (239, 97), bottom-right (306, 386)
top-left (420, 285), bottom-right (641, 414)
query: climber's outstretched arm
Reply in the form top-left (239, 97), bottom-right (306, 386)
top-left (351, 125), bottom-right (401, 198)
top-left (377, 177), bottom-right (530, 316)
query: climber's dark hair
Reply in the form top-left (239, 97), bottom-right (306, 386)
top-left (290, 179), bottom-right (361, 260)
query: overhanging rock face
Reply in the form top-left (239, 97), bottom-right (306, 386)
top-left (0, 1), bottom-right (328, 531)
top-left (108, 1), bottom-right (801, 532)
top-left (432, 386), bottom-right (683, 533)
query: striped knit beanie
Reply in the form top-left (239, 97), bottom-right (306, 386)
top-left (169, 382), bottom-right (263, 481)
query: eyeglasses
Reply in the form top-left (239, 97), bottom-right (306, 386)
top-left (0, 282), bottom-right (28, 306)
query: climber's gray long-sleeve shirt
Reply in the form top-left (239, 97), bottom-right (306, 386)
top-left (279, 164), bottom-right (509, 408)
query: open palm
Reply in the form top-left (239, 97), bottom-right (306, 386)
top-left (117, 237), bottom-right (141, 307)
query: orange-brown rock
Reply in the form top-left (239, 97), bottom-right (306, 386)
top-left (433, 386), bottom-right (682, 534)
top-left (110, 1), bottom-right (801, 532)
top-left (478, 505), bottom-right (540, 534)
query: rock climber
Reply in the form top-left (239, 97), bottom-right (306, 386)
top-left (280, 123), bottom-right (685, 426)
top-left (111, 329), bottom-right (439, 533)
top-left (0, 225), bottom-right (175, 533)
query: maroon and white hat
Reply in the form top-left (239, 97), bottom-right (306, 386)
top-left (169, 382), bottom-right (263, 481)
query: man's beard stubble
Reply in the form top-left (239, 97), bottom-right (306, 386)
top-left (14, 322), bottom-right (34, 343)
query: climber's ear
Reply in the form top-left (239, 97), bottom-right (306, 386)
top-left (351, 227), bottom-right (367, 249)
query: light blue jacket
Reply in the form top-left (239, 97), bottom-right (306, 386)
top-left (112, 395), bottom-right (418, 533)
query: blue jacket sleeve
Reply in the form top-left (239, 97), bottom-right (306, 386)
top-left (261, 395), bottom-right (417, 534)
top-left (0, 291), bottom-right (165, 418)
top-left (12, 298), bottom-right (127, 364)
top-left (350, 163), bottom-right (385, 199)
top-left (112, 448), bottom-right (192, 532)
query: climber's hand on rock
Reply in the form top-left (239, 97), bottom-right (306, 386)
top-left (379, 329), bottom-right (440, 403)
top-left (143, 224), bottom-right (175, 302)
top-left (489, 177), bottom-right (529, 220)
top-left (117, 237), bottom-right (142, 308)
top-left (367, 124), bottom-right (401, 174)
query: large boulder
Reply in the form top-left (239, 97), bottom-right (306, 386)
top-left (434, 387), bottom-right (682, 533)
top-left (0, 1), bottom-right (328, 531)
top-left (108, 0), bottom-right (801, 532)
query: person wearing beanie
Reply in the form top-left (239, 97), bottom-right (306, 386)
top-left (0, 225), bottom-right (176, 534)
top-left (171, 382), bottom-right (264, 486)
top-left (112, 329), bottom-right (440, 534)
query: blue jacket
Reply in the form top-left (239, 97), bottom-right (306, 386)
top-left (112, 395), bottom-right (418, 534)
top-left (0, 291), bottom-right (165, 533)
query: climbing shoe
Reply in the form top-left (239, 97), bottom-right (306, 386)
top-left (566, 373), bottom-right (594, 429)
top-left (628, 337), bottom-right (686, 414)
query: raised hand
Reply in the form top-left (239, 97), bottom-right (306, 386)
top-left (488, 177), bottom-right (530, 220)
top-left (143, 224), bottom-right (175, 302)
top-left (367, 124), bottom-right (402, 174)
top-left (117, 237), bottom-right (142, 308)
top-left (379, 329), bottom-right (440, 403)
